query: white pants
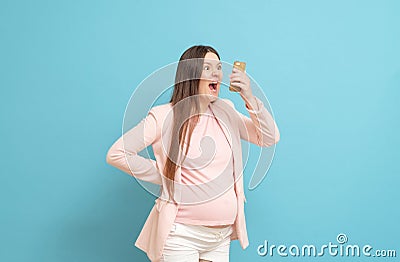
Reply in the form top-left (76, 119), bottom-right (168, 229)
top-left (161, 222), bottom-right (233, 262)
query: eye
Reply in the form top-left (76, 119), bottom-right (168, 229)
top-left (217, 65), bottom-right (222, 70)
top-left (204, 65), bottom-right (210, 70)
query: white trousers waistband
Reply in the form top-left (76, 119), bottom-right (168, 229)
top-left (161, 222), bottom-right (233, 262)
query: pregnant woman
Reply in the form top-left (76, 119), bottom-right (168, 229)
top-left (106, 45), bottom-right (280, 262)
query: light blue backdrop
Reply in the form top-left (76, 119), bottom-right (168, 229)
top-left (1, 0), bottom-right (399, 261)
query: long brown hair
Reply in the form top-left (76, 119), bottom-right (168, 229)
top-left (163, 45), bottom-right (220, 203)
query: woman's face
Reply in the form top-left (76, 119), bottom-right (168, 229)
top-left (198, 52), bottom-right (223, 102)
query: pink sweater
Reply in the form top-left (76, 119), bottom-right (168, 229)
top-left (175, 105), bottom-right (237, 225)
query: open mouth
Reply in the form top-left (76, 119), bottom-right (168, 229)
top-left (208, 82), bottom-right (218, 91)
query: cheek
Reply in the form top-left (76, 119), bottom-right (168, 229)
top-left (198, 81), bottom-right (208, 93)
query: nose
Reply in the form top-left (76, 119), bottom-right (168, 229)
top-left (211, 68), bottom-right (220, 78)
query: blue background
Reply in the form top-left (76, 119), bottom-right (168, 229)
top-left (1, 0), bottom-right (399, 261)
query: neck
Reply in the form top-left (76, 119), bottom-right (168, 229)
top-left (199, 100), bottom-right (210, 114)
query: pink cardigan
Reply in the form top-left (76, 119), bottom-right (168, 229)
top-left (106, 97), bottom-right (280, 262)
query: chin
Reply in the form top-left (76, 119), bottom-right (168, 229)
top-left (209, 95), bottom-right (218, 102)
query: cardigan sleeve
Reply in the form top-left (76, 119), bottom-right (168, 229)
top-left (106, 108), bottom-right (162, 185)
top-left (224, 97), bottom-right (280, 147)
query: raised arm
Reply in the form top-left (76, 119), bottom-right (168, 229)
top-left (106, 108), bottom-right (162, 184)
top-left (228, 67), bottom-right (280, 147)
top-left (224, 97), bottom-right (280, 147)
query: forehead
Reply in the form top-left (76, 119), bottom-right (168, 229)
top-left (203, 52), bottom-right (220, 65)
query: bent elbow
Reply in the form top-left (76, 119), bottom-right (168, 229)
top-left (274, 127), bottom-right (280, 144)
top-left (260, 127), bottom-right (280, 147)
top-left (106, 146), bottom-right (123, 166)
top-left (105, 148), bottom-right (115, 165)
top-left (106, 137), bottom-right (126, 166)
top-left (106, 150), bottom-right (112, 165)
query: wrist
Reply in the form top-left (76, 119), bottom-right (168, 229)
top-left (243, 95), bottom-right (257, 111)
